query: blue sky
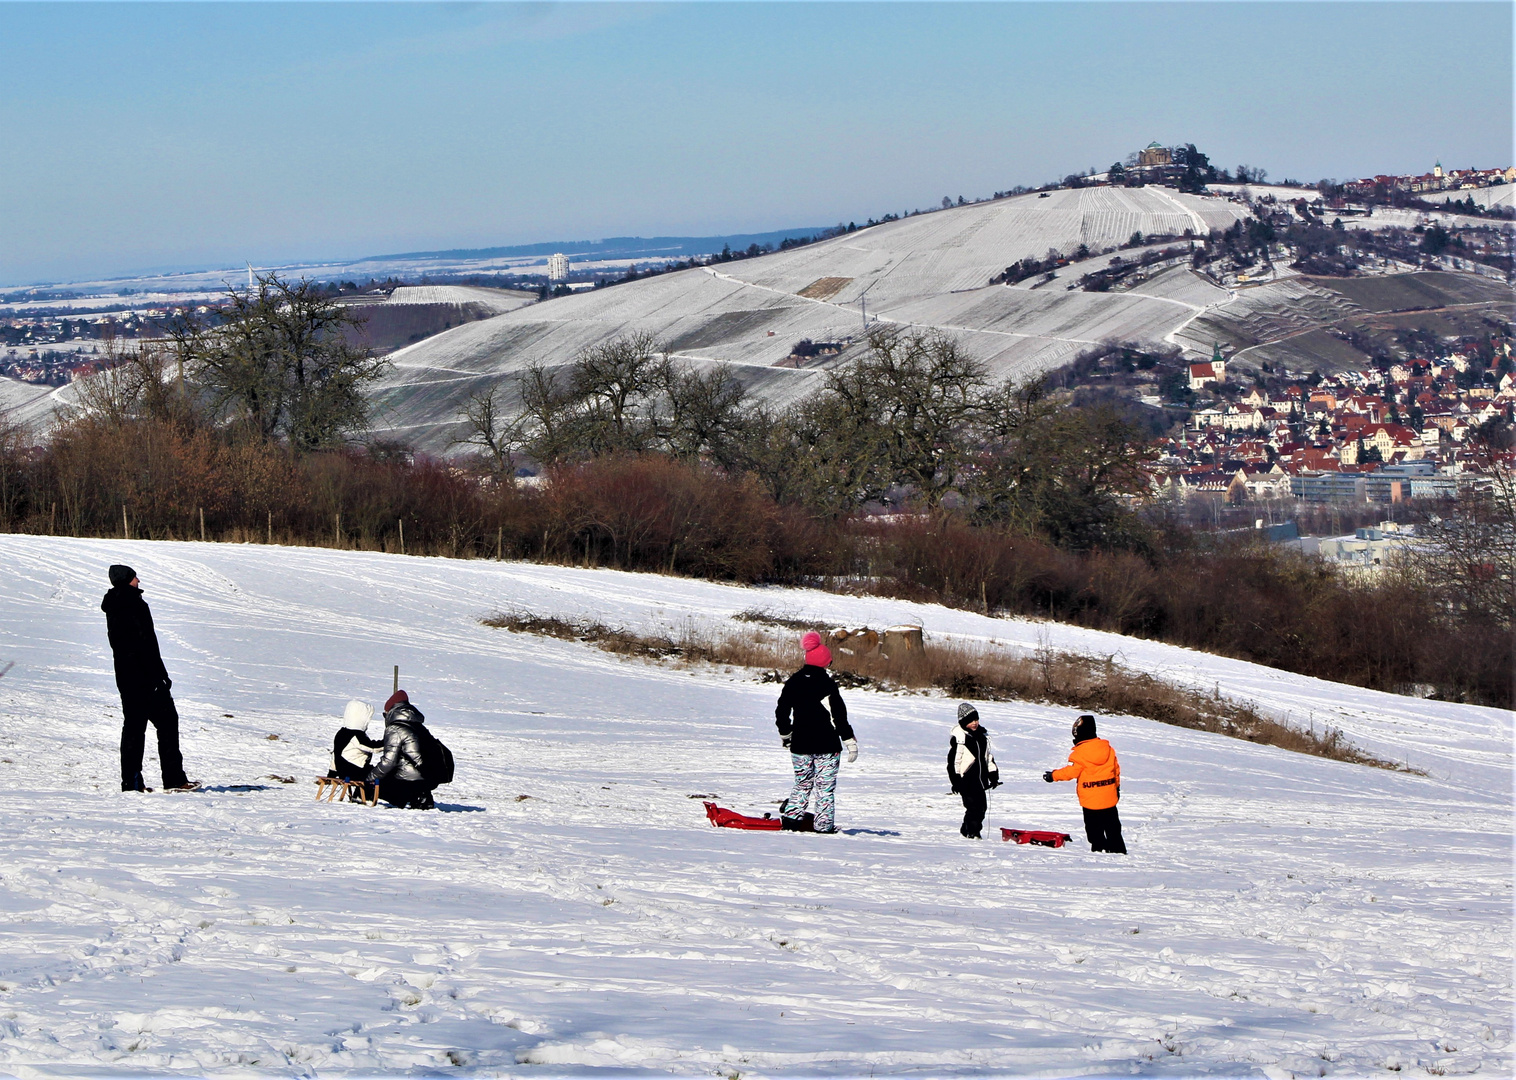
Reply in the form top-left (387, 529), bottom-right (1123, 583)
top-left (1, 2), bottom-right (1511, 285)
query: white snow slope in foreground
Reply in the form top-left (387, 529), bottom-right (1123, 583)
top-left (0, 535), bottom-right (1510, 1078)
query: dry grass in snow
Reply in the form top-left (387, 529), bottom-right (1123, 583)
top-left (482, 608), bottom-right (1404, 772)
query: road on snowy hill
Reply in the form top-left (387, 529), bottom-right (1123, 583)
top-left (0, 536), bottom-right (1510, 1076)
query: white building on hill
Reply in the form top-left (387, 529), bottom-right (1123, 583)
top-left (547, 253), bottom-right (570, 282)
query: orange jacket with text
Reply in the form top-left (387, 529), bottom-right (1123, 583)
top-left (1051, 738), bottom-right (1120, 809)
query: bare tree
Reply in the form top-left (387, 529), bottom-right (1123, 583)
top-left (66, 331), bottom-right (193, 429)
top-left (174, 274), bottom-right (387, 450)
top-left (967, 376), bottom-right (1156, 550)
top-left (823, 328), bottom-right (990, 506)
top-left (659, 362), bottom-right (748, 466)
top-left (569, 330), bottom-right (667, 452)
top-left (0, 408), bottom-right (28, 531)
top-left (515, 361), bottom-right (582, 464)
top-left (452, 383), bottom-right (525, 478)
top-left (1402, 466), bottom-right (1515, 629)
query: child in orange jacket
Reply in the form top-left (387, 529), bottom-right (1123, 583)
top-left (1043, 714), bottom-right (1126, 853)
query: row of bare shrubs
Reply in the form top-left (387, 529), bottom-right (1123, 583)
top-left (2, 417), bottom-right (1507, 708)
top-left (0, 416), bottom-right (829, 575)
top-left (482, 610), bottom-right (1401, 770)
top-left (861, 515), bottom-right (1510, 709)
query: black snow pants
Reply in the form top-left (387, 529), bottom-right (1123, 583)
top-left (958, 784), bottom-right (987, 838)
top-left (1082, 806), bottom-right (1126, 853)
top-left (120, 684), bottom-right (187, 790)
top-left (377, 777), bottom-right (434, 809)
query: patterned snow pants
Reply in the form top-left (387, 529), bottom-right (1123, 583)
top-left (783, 753), bottom-right (840, 832)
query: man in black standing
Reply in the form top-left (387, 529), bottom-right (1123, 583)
top-left (102, 564), bottom-right (195, 792)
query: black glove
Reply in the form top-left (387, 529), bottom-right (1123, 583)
top-left (989, 778), bottom-right (1001, 789)
top-left (781, 735), bottom-right (791, 750)
top-left (1042, 771), bottom-right (1054, 783)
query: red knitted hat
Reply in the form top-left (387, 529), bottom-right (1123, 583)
top-left (384, 689), bottom-right (409, 713)
top-left (801, 632), bottom-right (832, 668)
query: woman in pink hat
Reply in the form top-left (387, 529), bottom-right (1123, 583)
top-left (773, 631), bottom-right (858, 833)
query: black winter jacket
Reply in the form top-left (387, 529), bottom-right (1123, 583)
top-left (366, 704), bottom-right (429, 785)
top-left (101, 585), bottom-right (171, 697)
top-left (947, 721), bottom-right (999, 791)
top-left (775, 665), bottom-right (853, 755)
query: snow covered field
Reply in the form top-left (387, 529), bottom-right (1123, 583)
top-left (0, 535), bottom-right (1511, 1077)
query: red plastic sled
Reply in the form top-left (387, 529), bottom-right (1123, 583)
top-left (704, 801), bottom-right (783, 831)
top-left (1001, 828), bottom-right (1074, 848)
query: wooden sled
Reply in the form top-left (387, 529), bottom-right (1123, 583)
top-left (315, 776), bottom-right (380, 806)
top-left (1001, 828), bottom-right (1074, 848)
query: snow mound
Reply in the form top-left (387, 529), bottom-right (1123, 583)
top-left (0, 535), bottom-right (1509, 1076)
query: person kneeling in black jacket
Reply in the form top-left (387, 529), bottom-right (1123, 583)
top-left (947, 702), bottom-right (999, 839)
top-left (365, 690), bottom-right (436, 809)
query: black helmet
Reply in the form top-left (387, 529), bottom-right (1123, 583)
top-left (1072, 715), bottom-right (1097, 743)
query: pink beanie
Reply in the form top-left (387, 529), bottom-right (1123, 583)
top-left (801, 631), bottom-right (832, 668)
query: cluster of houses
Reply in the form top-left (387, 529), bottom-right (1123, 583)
top-left (1154, 347), bottom-right (1515, 504)
top-left (1343, 161), bottom-right (1515, 199)
top-left (0, 345), bottom-right (104, 386)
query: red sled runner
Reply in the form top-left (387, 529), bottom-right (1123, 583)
top-left (703, 801), bottom-right (817, 832)
top-left (1001, 828), bottom-right (1074, 848)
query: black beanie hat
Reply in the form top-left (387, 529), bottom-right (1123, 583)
top-left (1072, 714), bottom-right (1097, 743)
top-left (108, 564), bottom-right (137, 588)
top-left (957, 702), bottom-right (980, 727)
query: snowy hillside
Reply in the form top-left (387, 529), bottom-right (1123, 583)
top-left (385, 286), bottom-right (536, 313)
top-left (0, 535), bottom-right (1510, 1077)
top-left (0, 375), bottom-right (53, 422)
top-left (1420, 186), bottom-right (1514, 210)
top-left (368, 189), bottom-right (1252, 451)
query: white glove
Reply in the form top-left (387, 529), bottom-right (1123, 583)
top-left (843, 739), bottom-right (858, 763)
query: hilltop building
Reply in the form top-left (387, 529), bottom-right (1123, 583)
top-left (1126, 141), bottom-right (1187, 185)
top-left (547, 253), bottom-right (570, 282)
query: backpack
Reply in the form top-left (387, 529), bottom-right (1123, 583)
top-left (412, 725), bottom-right (454, 787)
